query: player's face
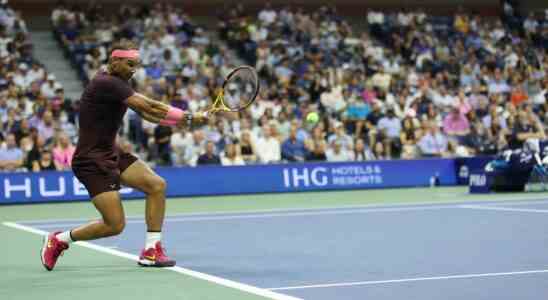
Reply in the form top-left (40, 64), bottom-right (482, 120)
top-left (113, 57), bottom-right (140, 81)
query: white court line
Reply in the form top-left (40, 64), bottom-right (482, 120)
top-left (29, 205), bottom-right (456, 229)
top-left (17, 195), bottom-right (548, 225)
top-left (2, 222), bottom-right (302, 300)
top-left (268, 269), bottom-right (548, 291)
top-left (460, 205), bottom-right (548, 213)
top-left (16, 195), bottom-right (548, 225)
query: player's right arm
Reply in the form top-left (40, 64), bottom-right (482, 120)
top-left (126, 93), bottom-right (207, 127)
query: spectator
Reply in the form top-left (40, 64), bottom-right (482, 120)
top-left (37, 110), bottom-right (56, 143)
top-left (221, 143), bottom-right (245, 166)
top-left (371, 141), bottom-right (389, 160)
top-left (184, 130), bottom-right (206, 166)
top-left (352, 138), bottom-right (375, 161)
top-left (0, 133), bottom-right (24, 171)
top-left (400, 116), bottom-right (421, 159)
top-left (418, 122), bottom-right (449, 157)
top-left (377, 108), bottom-right (402, 157)
top-left (281, 125), bottom-right (307, 162)
top-left (52, 133), bottom-right (75, 170)
top-left (326, 140), bottom-right (352, 162)
top-left (306, 140), bottom-right (328, 162)
top-left (255, 124), bottom-right (281, 163)
top-left (153, 124), bottom-right (172, 166)
top-left (239, 130), bottom-right (257, 163)
top-left (32, 150), bottom-right (57, 171)
top-left (443, 106), bottom-right (471, 141)
top-left (197, 141), bottom-right (221, 165)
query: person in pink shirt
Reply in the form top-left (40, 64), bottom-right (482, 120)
top-left (443, 106), bottom-right (470, 142)
top-left (52, 133), bottom-right (75, 170)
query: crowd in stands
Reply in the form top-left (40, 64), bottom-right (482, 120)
top-left (0, 0), bottom-right (75, 172)
top-left (1, 0), bottom-right (548, 172)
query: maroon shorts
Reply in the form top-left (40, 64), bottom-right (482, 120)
top-left (72, 151), bottom-right (139, 198)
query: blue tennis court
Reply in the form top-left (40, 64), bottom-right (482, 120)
top-left (20, 197), bottom-right (548, 300)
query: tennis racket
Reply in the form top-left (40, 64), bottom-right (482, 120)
top-left (208, 66), bottom-right (259, 114)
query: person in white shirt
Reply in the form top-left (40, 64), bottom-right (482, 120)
top-left (13, 64), bottom-right (33, 91)
top-left (326, 140), bottom-right (352, 162)
top-left (258, 3), bottom-right (277, 25)
top-left (183, 130), bottom-right (206, 166)
top-left (41, 74), bottom-right (62, 99)
top-left (430, 86), bottom-right (456, 109)
top-left (170, 127), bottom-right (192, 165)
top-left (371, 66), bottom-right (392, 91)
top-left (255, 124), bottom-right (281, 163)
top-left (27, 63), bottom-right (45, 83)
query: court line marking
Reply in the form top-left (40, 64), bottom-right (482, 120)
top-left (17, 196), bottom-right (548, 226)
top-left (2, 221), bottom-right (302, 300)
top-left (267, 269), bottom-right (548, 291)
top-left (28, 206), bottom-right (459, 229)
top-left (34, 205), bottom-right (458, 228)
top-left (460, 205), bottom-right (548, 214)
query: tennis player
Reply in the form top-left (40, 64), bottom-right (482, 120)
top-left (41, 39), bottom-right (207, 270)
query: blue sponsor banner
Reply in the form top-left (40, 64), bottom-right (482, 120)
top-left (455, 156), bottom-right (494, 185)
top-left (0, 159), bottom-right (457, 205)
top-left (468, 171), bottom-right (491, 194)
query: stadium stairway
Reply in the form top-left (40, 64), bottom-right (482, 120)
top-left (28, 31), bottom-right (84, 101)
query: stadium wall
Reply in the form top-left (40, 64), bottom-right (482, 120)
top-left (0, 158), bottom-right (494, 205)
top-left (13, 0), bottom-right (502, 17)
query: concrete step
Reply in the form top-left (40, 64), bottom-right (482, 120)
top-left (29, 30), bottom-right (85, 98)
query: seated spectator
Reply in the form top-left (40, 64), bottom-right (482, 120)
top-left (306, 141), bottom-right (328, 162)
top-left (377, 108), bottom-right (402, 157)
top-left (0, 133), bottom-right (24, 171)
top-left (352, 138), bottom-right (375, 161)
top-left (32, 150), bottom-right (58, 172)
top-left (327, 123), bottom-right (354, 151)
top-left (170, 127), bottom-right (192, 166)
top-left (507, 110), bottom-right (546, 149)
top-left (400, 116), bottom-right (421, 159)
top-left (221, 143), bottom-right (245, 166)
top-left (197, 141), bottom-right (221, 165)
top-left (37, 110), bottom-right (56, 143)
top-left (184, 130), bottom-right (206, 166)
top-left (255, 125), bottom-right (281, 163)
top-left (462, 121), bottom-right (497, 155)
top-left (326, 140), bottom-right (352, 162)
top-left (239, 131), bottom-right (257, 163)
top-left (153, 124), bottom-right (173, 166)
top-left (52, 133), bottom-right (75, 170)
top-left (371, 141), bottom-right (389, 160)
top-left (281, 126), bottom-right (307, 162)
top-left (443, 106), bottom-right (471, 141)
top-left (418, 122), bottom-right (449, 157)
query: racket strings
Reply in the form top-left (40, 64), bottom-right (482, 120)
top-left (223, 68), bottom-right (258, 110)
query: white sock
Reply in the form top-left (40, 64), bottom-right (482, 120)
top-left (145, 232), bottom-right (161, 249)
top-left (56, 230), bottom-right (74, 244)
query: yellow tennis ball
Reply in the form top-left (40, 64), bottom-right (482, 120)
top-left (306, 112), bottom-right (319, 124)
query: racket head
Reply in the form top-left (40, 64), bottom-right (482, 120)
top-left (219, 65), bottom-right (259, 112)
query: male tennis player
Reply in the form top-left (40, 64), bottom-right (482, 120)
top-left (41, 39), bottom-right (207, 270)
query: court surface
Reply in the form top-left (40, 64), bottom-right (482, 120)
top-left (3, 187), bottom-right (548, 300)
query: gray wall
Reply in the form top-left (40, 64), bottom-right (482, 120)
top-left (12, 0), bottom-right (545, 17)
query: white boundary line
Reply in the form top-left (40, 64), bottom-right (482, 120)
top-left (31, 205), bottom-right (456, 229)
top-left (460, 205), bottom-right (548, 214)
top-left (268, 269), bottom-right (548, 291)
top-left (2, 221), bottom-right (302, 300)
top-left (15, 195), bottom-right (548, 225)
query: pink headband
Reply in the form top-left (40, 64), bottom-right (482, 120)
top-left (111, 50), bottom-right (140, 59)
